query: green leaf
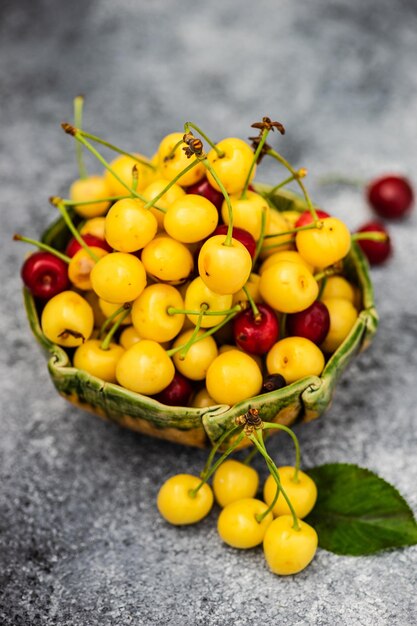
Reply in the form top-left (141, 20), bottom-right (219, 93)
top-left (305, 463), bottom-right (417, 556)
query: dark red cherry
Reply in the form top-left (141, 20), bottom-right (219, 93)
top-left (295, 209), bottom-right (330, 228)
top-left (355, 221), bottom-right (392, 265)
top-left (262, 373), bottom-right (286, 393)
top-left (185, 177), bottom-right (225, 211)
top-left (154, 371), bottom-right (193, 406)
top-left (65, 234), bottom-right (111, 257)
top-left (21, 251), bottom-right (69, 300)
top-left (286, 301), bottom-right (330, 345)
top-left (233, 304), bottom-right (279, 355)
top-left (367, 174), bottom-right (413, 219)
top-left (212, 224), bottom-right (257, 258)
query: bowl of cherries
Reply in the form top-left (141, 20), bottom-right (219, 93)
top-left (17, 105), bottom-right (380, 449)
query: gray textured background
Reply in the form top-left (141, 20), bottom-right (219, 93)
top-left (1, 1), bottom-right (417, 624)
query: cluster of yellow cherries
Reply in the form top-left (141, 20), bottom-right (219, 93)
top-left (157, 409), bottom-right (319, 576)
top-left (25, 102), bottom-right (362, 412)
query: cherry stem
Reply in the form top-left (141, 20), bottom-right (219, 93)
top-left (143, 159), bottom-right (200, 211)
top-left (242, 429), bottom-right (270, 465)
top-left (249, 430), bottom-right (300, 530)
top-left (165, 308), bottom-right (242, 358)
top-left (184, 122), bottom-right (224, 158)
top-left (314, 267), bottom-right (341, 282)
top-left (100, 307), bottom-right (131, 351)
top-left (201, 158), bottom-right (234, 246)
top-left (240, 129), bottom-right (270, 200)
top-left (266, 169), bottom-right (307, 197)
top-left (13, 234), bottom-right (71, 264)
top-left (351, 232), bottom-right (388, 243)
top-left (167, 305), bottom-right (241, 317)
top-left (78, 129), bottom-right (156, 170)
top-left (61, 194), bottom-right (130, 207)
top-left (73, 96), bottom-right (87, 180)
top-left (263, 221), bottom-right (319, 239)
top-left (51, 199), bottom-right (100, 262)
top-left (252, 208), bottom-right (268, 266)
top-left (189, 431), bottom-right (245, 498)
top-left (200, 424), bottom-right (242, 479)
top-left (263, 422), bottom-right (301, 482)
top-left (267, 148), bottom-right (318, 223)
top-left (65, 128), bottom-right (162, 209)
top-left (242, 285), bottom-right (261, 321)
top-left (177, 305), bottom-right (207, 360)
top-left (99, 303), bottom-right (131, 338)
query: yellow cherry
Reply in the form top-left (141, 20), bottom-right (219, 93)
top-left (259, 250), bottom-right (314, 275)
top-left (41, 291), bottom-right (94, 347)
top-left (184, 277), bottom-right (233, 328)
top-left (131, 284), bottom-right (185, 342)
top-left (73, 339), bottom-right (125, 383)
top-left (142, 177), bottom-right (186, 228)
top-left (263, 516), bottom-right (318, 575)
top-left (68, 247), bottom-right (108, 291)
top-left (221, 191), bottom-right (270, 240)
top-left (80, 217), bottom-right (106, 240)
top-left (213, 460), bottom-right (259, 508)
top-left (172, 329), bottom-right (218, 380)
top-left (296, 217), bottom-right (351, 269)
top-left (116, 340), bottom-right (175, 395)
top-left (320, 298), bottom-right (358, 353)
top-left (263, 467), bottom-right (317, 519)
top-left (119, 325), bottom-right (142, 350)
top-left (104, 198), bottom-right (158, 252)
top-left (198, 235), bottom-right (252, 295)
top-left (259, 210), bottom-right (295, 258)
top-left (259, 260), bottom-right (318, 313)
top-left (104, 153), bottom-right (155, 195)
top-left (164, 194), bottom-right (218, 243)
top-left (206, 138), bottom-right (256, 194)
top-left (218, 498), bottom-right (273, 549)
top-left (91, 252), bottom-right (147, 304)
top-left (98, 299), bottom-right (132, 325)
top-left (191, 388), bottom-right (217, 408)
top-left (320, 275), bottom-right (356, 303)
top-left (157, 132), bottom-right (205, 187)
top-left (206, 350), bottom-right (263, 405)
top-left (157, 474), bottom-right (213, 525)
top-left (70, 175), bottom-right (112, 218)
top-left (266, 337), bottom-right (325, 383)
top-left (232, 273), bottom-right (262, 307)
top-left (141, 235), bottom-right (194, 285)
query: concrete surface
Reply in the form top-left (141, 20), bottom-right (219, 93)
top-left (1, 0), bottom-right (416, 624)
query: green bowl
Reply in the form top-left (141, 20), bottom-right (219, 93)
top-left (23, 187), bottom-right (378, 448)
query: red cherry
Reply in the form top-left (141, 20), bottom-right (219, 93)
top-left (262, 373), bottom-right (286, 393)
top-left (65, 234), bottom-right (111, 257)
top-left (286, 301), bottom-right (330, 345)
top-left (233, 304), bottom-right (279, 355)
top-left (355, 221), bottom-right (392, 266)
top-left (367, 175), bottom-right (414, 219)
top-left (21, 251), bottom-right (69, 300)
top-left (295, 209), bottom-right (330, 228)
top-left (154, 371), bottom-right (194, 406)
top-left (185, 176), bottom-right (225, 211)
top-left (212, 224), bottom-right (257, 258)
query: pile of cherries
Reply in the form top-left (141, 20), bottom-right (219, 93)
top-left (17, 108), bottom-right (413, 411)
top-left (16, 103), bottom-right (414, 577)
